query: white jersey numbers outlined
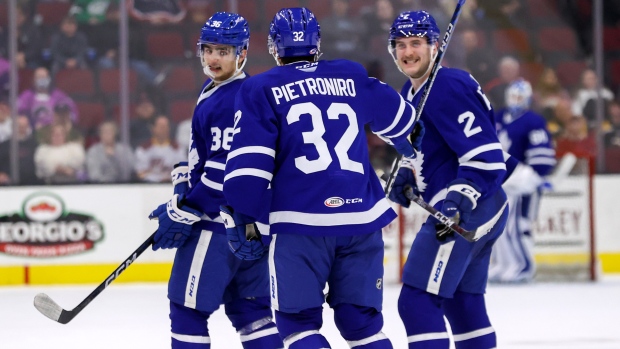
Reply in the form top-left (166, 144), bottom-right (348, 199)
top-left (286, 102), bottom-right (364, 175)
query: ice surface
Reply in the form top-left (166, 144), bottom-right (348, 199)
top-left (2, 277), bottom-right (620, 349)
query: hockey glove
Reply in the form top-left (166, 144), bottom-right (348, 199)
top-left (435, 179), bottom-right (481, 241)
top-left (388, 158), bottom-right (419, 208)
top-left (219, 205), bottom-right (267, 261)
top-left (409, 120), bottom-right (425, 153)
top-left (171, 161), bottom-right (189, 195)
top-left (149, 194), bottom-right (201, 251)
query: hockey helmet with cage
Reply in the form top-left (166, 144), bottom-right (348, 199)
top-left (268, 7), bottom-right (321, 63)
top-left (197, 12), bottom-right (250, 77)
top-left (505, 78), bottom-right (533, 115)
top-left (389, 11), bottom-right (441, 48)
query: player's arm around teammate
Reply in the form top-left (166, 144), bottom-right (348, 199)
top-left (219, 7), bottom-right (426, 349)
top-left (150, 12), bottom-right (283, 349)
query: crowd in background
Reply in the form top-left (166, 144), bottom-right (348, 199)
top-left (0, 0), bottom-right (618, 186)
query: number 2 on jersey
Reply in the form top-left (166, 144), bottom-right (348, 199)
top-left (286, 102), bottom-right (364, 175)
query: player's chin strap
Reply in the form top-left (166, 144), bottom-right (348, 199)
top-left (202, 53), bottom-right (248, 84)
top-left (388, 43), bottom-right (438, 79)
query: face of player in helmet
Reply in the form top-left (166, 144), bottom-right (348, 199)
top-left (393, 36), bottom-right (437, 80)
top-left (201, 43), bottom-right (246, 82)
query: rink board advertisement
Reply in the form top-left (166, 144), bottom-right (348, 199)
top-left (0, 184), bottom-right (175, 285)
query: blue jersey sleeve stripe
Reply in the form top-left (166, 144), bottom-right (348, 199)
top-left (374, 95), bottom-right (406, 136)
top-left (228, 146), bottom-right (276, 161)
top-left (200, 175), bottom-right (223, 191)
top-left (527, 158), bottom-right (557, 166)
top-left (224, 168), bottom-right (273, 182)
top-left (525, 148), bottom-right (555, 157)
top-left (204, 160), bottom-right (225, 171)
top-left (460, 161), bottom-right (507, 171)
top-left (269, 199), bottom-right (392, 226)
top-left (386, 103), bottom-right (416, 138)
top-left (459, 143), bottom-right (504, 163)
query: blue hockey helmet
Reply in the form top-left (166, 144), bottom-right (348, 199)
top-left (268, 7), bottom-right (321, 63)
top-left (197, 12), bottom-right (250, 56)
top-left (505, 79), bottom-right (533, 114)
top-left (389, 11), bottom-right (441, 47)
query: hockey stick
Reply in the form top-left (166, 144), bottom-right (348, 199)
top-left (381, 172), bottom-right (476, 242)
top-left (547, 152), bottom-right (577, 188)
top-left (33, 232), bottom-right (155, 324)
top-left (383, 0), bottom-right (467, 197)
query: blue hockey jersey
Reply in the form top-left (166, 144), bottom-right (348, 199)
top-left (495, 109), bottom-right (555, 177)
top-left (401, 67), bottom-right (506, 208)
top-left (184, 73), bottom-right (249, 235)
top-left (223, 60), bottom-right (417, 236)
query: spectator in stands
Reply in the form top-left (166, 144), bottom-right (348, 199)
top-left (175, 117), bottom-right (191, 154)
top-left (34, 123), bottom-right (86, 184)
top-left (50, 16), bottom-right (89, 74)
top-left (478, 0), bottom-right (526, 29)
top-left (485, 56), bottom-right (520, 110)
top-left (36, 102), bottom-right (84, 145)
top-left (555, 115), bottom-right (596, 159)
top-left (533, 67), bottom-right (571, 120)
top-left (17, 66), bottom-right (79, 129)
top-left (16, 4), bottom-right (43, 69)
top-left (86, 121), bottom-right (135, 183)
top-left (70, 0), bottom-right (119, 66)
top-left (134, 115), bottom-right (184, 183)
top-left (462, 27), bottom-right (497, 87)
top-left (548, 98), bottom-right (574, 139)
top-left (128, 0), bottom-right (186, 25)
top-left (572, 68), bottom-right (615, 127)
top-left (361, 0), bottom-right (396, 48)
top-left (321, 0), bottom-right (365, 61)
top-left (605, 101), bottom-right (620, 148)
top-left (130, 94), bottom-right (158, 149)
top-left (0, 98), bottom-right (11, 143)
top-left (0, 115), bottom-right (40, 185)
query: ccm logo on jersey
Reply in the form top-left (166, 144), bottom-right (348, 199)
top-left (433, 261), bottom-right (444, 282)
top-left (324, 197), bottom-right (363, 207)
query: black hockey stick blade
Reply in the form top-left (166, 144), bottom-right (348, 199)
top-left (34, 232), bottom-right (155, 324)
top-left (403, 187), bottom-right (477, 242)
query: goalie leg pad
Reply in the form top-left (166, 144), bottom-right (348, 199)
top-left (442, 291), bottom-right (496, 349)
top-left (333, 303), bottom-right (393, 348)
top-left (275, 307), bottom-right (332, 348)
top-left (225, 297), bottom-right (283, 349)
top-left (170, 301), bottom-right (212, 349)
top-left (398, 284), bottom-right (449, 349)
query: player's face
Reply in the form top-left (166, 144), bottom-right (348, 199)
top-left (201, 44), bottom-right (244, 82)
top-left (394, 37), bottom-right (435, 79)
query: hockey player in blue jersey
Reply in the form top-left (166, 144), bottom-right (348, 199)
top-left (148, 12), bottom-right (283, 349)
top-left (386, 11), bottom-right (509, 349)
top-left (219, 7), bottom-right (423, 349)
top-left (488, 79), bottom-right (556, 283)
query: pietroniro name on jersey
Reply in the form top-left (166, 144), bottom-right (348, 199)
top-left (271, 77), bottom-right (357, 105)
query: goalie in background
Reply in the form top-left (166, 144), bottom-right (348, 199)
top-left (488, 79), bottom-right (556, 283)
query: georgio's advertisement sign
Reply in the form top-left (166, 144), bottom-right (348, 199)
top-left (0, 192), bottom-right (104, 257)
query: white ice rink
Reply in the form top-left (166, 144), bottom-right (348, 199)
top-left (2, 277), bottom-right (620, 349)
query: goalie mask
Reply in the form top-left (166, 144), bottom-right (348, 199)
top-left (505, 79), bottom-right (533, 116)
top-left (197, 12), bottom-right (250, 79)
top-left (268, 7), bottom-right (321, 65)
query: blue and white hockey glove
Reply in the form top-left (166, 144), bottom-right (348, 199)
top-left (171, 162), bottom-right (189, 195)
top-left (435, 179), bottom-right (481, 241)
top-left (219, 205), bottom-right (267, 261)
top-left (149, 194), bottom-right (201, 251)
top-left (388, 158), bottom-right (419, 208)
